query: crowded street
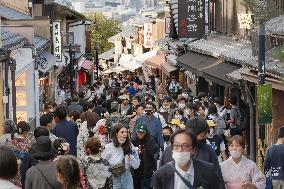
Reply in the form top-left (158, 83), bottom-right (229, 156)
top-left (0, 0), bottom-right (284, 189)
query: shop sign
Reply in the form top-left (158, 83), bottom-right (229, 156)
top-left (115, 39), bottom-right (122, 55)
top-left (257, 84), bottom-right (272, 125)
top-left (15, 73), bottom-right (26, 87)
top-left (16, 91), bottom-right (27, 106)
top-left (165, 17), bottom-right (171, 34)
top-left (237, 14), bottom-right (253, 29)
top-left (52, 21), bottom-right (62, 62)
top-left (16, 111), bottom-right (28, 122)
top-left (144, 23), bottom-right (153, 48)
top-left (178, 0), bottom-right (205, 38)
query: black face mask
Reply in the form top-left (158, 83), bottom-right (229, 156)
top-left (163, 135), bottom-right (171, 142)
top-left (145, 110), bottom-right (153, 115)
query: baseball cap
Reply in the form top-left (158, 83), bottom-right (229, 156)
top-left (136, 122), bottom-right (147, 133)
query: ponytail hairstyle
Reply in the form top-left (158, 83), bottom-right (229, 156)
top-left (56, 155), bottom-right (81, 189)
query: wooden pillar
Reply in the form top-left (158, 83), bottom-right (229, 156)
top-left (0, 65), bottom-right (4, 135)
top-left (179, 70), bottom-right (185, 88)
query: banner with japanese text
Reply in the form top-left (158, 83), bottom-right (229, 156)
top-left (257, 84), bottom-right (272, 125)
top-left (178, 0), bottom-right (205, 38)
top-left (144, 23), bottom-right (153, 48)
top-left (52, 21), bottom-right (62, 62)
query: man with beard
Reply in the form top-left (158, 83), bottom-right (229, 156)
top-left (132, 101), bottom-right (163, 152)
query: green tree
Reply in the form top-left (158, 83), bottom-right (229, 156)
top-left (241, 0), bottom-right (276, 23)
top-left (85, 13), bottom-right (121, 55)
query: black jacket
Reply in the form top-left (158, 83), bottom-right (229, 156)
top-left (160, 143), bottom-right (226, 189)
top-left (132, 131), bottom-right (158, 176)
top-left (153, 159), bottom-right (220, 189)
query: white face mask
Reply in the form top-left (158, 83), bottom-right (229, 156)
top-left (178, 103), bottom-right (186, 109)
top-left (230, 150), bottom-right (242, 158)
top-left (172, 151), bottom-right (191, 166)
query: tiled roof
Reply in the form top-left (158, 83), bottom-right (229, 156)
top-left (0, 4), bottom-right (32, 20)
top-left (108, 25), bottom-right (138, 43)
top-left (123, 15), bottom-right (156, 27)
top-left (266, 15), bottom-right (284, 34)
top-left (1, 30), bottom-right (26, 48)
top-left (98, 48), bottom-right (114, 60)
top-left (186, 34), bottom-right (284, 76)
top-left (32, 36), bottom-right (50, 52)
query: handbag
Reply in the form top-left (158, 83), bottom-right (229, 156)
top-left (111, 157), bottom-right (126, 177)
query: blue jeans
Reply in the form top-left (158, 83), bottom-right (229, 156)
top-left (112, 169), bottom-right (133, 189)
top-left (133, 175), bottom-right (152, 189)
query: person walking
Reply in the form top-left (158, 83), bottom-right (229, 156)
top-left (81, 137), bottom-right (112, 189)
top-left (0, 145), bottom-right (21, 189)
top-left (132, 123), bottom-right (158, 189)
top-left (133, 101), bottom-right (163, 151)
top-left (264, 126), bottom-right (284, 189)
top-left (153, 129), bottom-right (220, 189)
top-left (0, 120), bottom-right (15, 144)
top-left (102, 124), bottom-right (140, 189)
top-left (221, 135), bottom-right (265, 189)
top-left (25, 136), bottom-right (60, 189)
top-left (52, 106), bottom-right (79, 156)
top-left (40, 113), bottom-right (58, 142)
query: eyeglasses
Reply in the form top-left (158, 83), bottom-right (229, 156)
top-left (173, 143), bottom-right (192, 151)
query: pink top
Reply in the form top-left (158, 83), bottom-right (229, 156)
top-left (220, 156), bottom-right (266, 189)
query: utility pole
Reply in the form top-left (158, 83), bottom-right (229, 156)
top-left (95, 42), bottom-right (100, 79)
top-left (68, 44), bottom-right (75, 98)
top-left (10, 59), bottom-right (16, 124)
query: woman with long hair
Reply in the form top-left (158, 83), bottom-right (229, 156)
top-left (102, 124), bottom-right (140, 189)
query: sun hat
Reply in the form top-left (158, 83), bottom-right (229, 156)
top-left (31, 136), bottom-right (56, 159)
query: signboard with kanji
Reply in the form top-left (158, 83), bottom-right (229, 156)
top-left (165, 17), bottom-right (171, 34)
top-left (257, 84), bottom-right (272, 125)
top-left (52, 21), bottom-right (62, 62)
top-left (178, 0), bottom-right (205, 39)
top-left (144, 23), bottom-right (153, 48)
top-left (237, 14), bottom-right (253, 29)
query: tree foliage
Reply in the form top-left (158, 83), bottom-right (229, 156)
top-left (241, 0), bottom-right (276, 23)
top-left (85, 13), bottom-right (121, 56)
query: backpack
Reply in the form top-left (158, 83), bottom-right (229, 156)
top-left (215, 115), bottom-right (226, 129)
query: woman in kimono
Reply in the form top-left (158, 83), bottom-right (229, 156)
top-left (221, 135), bottom-right (266, 189)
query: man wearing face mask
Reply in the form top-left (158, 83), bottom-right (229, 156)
top-left (184, 103), bottom-right (198, 121)
top-left (132, 101), bottom-right (163, 154)
top-left (159, 96), bottom-right (175, 123)
top-left (153, 129), bottom-right (220, 189)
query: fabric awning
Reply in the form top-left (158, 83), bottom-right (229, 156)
top-left (118, 54), bottom-right (141, 71)
top-left (81, 60), bottom-right (94, 71)
top-left (37, 51), bottom-right (56, 73)
top-left (161, 61), bottom-right (178, 77)
top-left (144, 54), bottom-right (166, 69)
top-left (177, 52), bottom-right (241, 87)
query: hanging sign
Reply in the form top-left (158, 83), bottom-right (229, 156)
top-left (16, 91), bottom-right (27, 106)
top-left (144, 23), bottom-right (153, 48)
top-left (257, 84), bottom-right (272, 125)
top-left (165, 17), bottom-right (171, 34)
top-left (237, 14), bottom-right (253, 29)
top-left (52, 21), bottom-right (62, 62)
top-left (178, 0), bottom-right (205, 38)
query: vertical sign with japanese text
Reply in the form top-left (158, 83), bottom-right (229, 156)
top-left (178, 0), bottom-right (205, 38)
top-left (165, 17), bottom-right (171, 34)
top-left (144, 23), bottom-right (153, 48)
top-left (52, 21), bottom-right (62, 62)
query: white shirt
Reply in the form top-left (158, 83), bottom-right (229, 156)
top-left (174, 162), bottom-right (194, 189)
top-left (0, 179), bottom-right (21, 189)
top-left (102, 142), bottom-right (140, 169)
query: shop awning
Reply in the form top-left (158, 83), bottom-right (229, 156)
top-left (177, 52), bottom-right (241, 87)
top-left (81, 59), bottom-right (94, 71)
top-left (161, 61), bottom-right (178, 77)
top-left (14, 48), bottom-right (34, 79)
top-left (144, 54), bottom-right (166, 69)
top-left (37, 52), bottom-right (56, 73)
top-left (118, 54), bottom-right (140, 71)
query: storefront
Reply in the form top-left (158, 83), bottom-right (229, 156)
top-left (12, 48), bottom-right (39, 127)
